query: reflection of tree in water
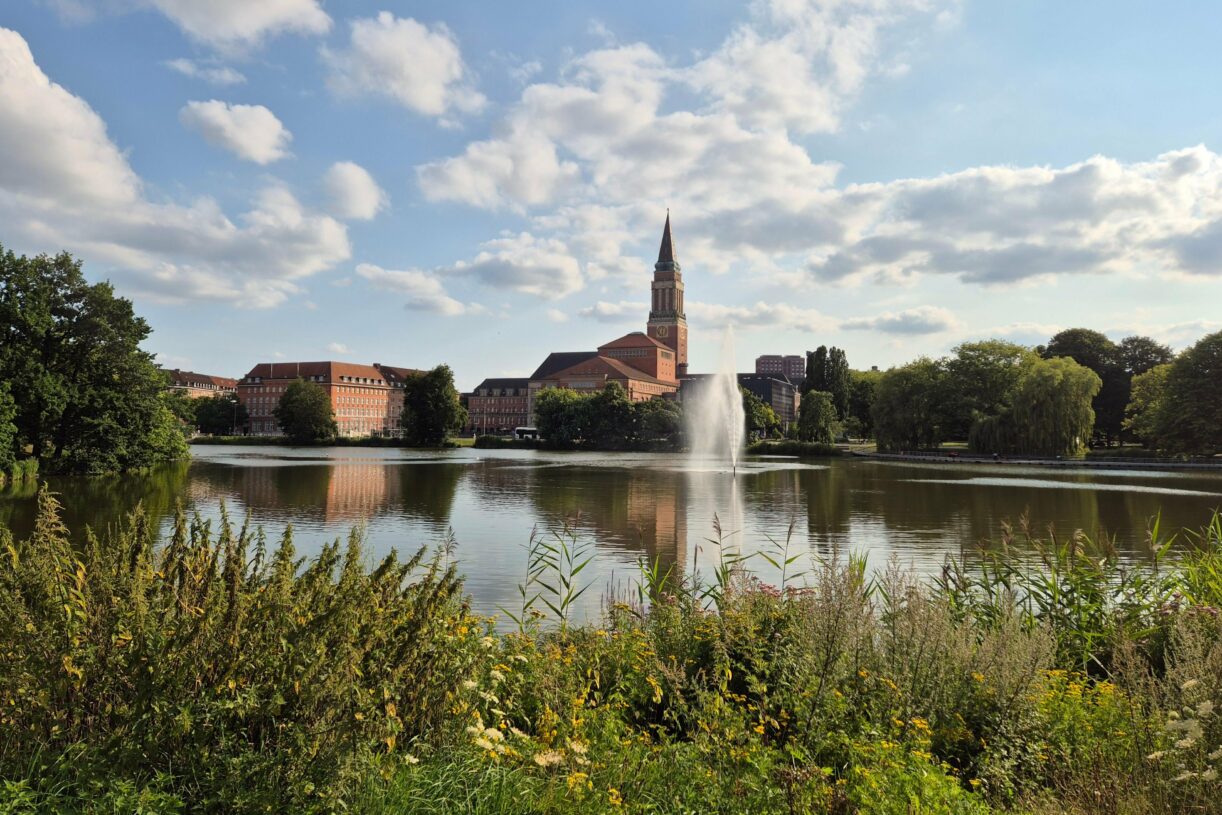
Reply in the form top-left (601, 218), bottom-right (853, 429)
top-left (0, 461), bottom-right (191, 542)
top-left (398, 462), bottom-right (465, 526)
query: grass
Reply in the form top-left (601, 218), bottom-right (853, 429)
top-left (3, 491), bottom-right (1222, 813)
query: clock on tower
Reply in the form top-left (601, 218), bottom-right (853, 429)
top-left (645, 212), bottom-right (688, 377)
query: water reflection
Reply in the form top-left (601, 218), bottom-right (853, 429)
top-left (2, 447), bottom-right (1221, 619)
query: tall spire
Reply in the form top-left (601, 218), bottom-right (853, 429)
top-left (656, 210), bottom-right (678, 270)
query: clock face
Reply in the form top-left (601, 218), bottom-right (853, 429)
top-left (656, 325), bottom-right (668, 337)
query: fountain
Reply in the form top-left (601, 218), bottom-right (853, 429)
top-left (686, 326), bottom-right (745, 473)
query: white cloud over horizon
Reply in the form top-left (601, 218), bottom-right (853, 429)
top-left (179, 100), bottom-right (292, 164)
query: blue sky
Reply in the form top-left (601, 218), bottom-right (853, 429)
top-left (2, 0), bottom-right (1221, 388)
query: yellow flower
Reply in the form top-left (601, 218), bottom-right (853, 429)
top-left (971, 672), bottom-right (985, 683)
top-left (608, 787), bottom-right (623, 806)
top-left (566, 772), bottom-right (592, 792)
top-left (753, 724), bottom-right (765, 735)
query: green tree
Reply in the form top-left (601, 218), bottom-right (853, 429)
top-left (163, 387), bottom-right (198, 428)
top-left (274, 379), bottom-right (338, 443)
top-left (1123, 363), bottom-right (1171, 447)
top-left (803, 346), bottom-right (828, 394)
top-left (401, 365), bottom-right (467, 446)
top-left (0, 383), bottom-right (15, 471)
top-left (797, 390), bottom-right (837, 445)
top-left (872, 359), bottom-right (946, 452)
top-left (585, 382), bottom-right (636, 450)
top-left (1118, 335), bottom-right (1174, 376)
top-left (741, 387), bottom-right (779, 439)
top-left (974, 357), bottom-right (1101, 457)
top-left (634, 398), bottom-right (682, 446)
top-left (942, 340), bottom-right (1039, 439)
top-left (846, 369), bottom-right (881, 440)
top-left (826, 347), bottom-right (851, 419)
top-left (534, 387), bottom-right (587, 448)
top-left (195, 394), bottom-right (249, 436)
top-left (1042, 328), bottom-right (1125, 445)
top-left (0, 246), bottom-right (188, 473)
top-left (1153, 331), bottom-right (1222, 454)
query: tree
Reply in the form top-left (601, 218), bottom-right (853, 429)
top-left (1123, 363), bottom-right (1171, 447)
top-left (0, 383), bottom-right (15, 471)
top-left (741, 387), bottom-right (779, 439)
top-left (872, 359), bottom-right (947, 452)
top-left (826, 347), bottom-right (851, 419)
top-left (274, 379), bottom-right (338, 443)
top-left (0, 245), bottom-right (188, 473)
top-left (163, 387), bottom-right (198, 428)
top-left (1118, 335), bottom-right (1174, 376)
top-left (797, 390), bottom-right (837, 445)
top-left (845, 369), bottom-right (881, 440)
top-left (635, 398), bottom-right (682, 446)
top-left (942, 340), bottom-right (1038, 439)
top-left (195, 394), bottom-right (249, 436)
top-left (585, 382), bottom-right (636, 450)
top-left (401, 365), bottom-right (467, 446)
top-left (1010, 357), bottom-right (1101, 457)
top-left (803, 346), bottom-right (828, 394)
top-left (1152, 331), bottom-right (1222, 455)
top-left (1042, 328), bottom-right (1125, 445)
top-left (534, 387), bottom-right (587, 448)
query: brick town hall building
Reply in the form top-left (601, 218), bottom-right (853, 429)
top-left (467, 214), bottom-right (688, 434)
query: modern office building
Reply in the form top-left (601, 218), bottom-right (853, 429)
top-left (754, 355), bottom-right (806, 382)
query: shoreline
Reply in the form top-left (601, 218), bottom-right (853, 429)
top-left (855, 449), bottom-right (1222, 472)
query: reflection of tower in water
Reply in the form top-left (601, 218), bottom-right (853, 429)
top-left (623, 472), bottom-right (689, 576)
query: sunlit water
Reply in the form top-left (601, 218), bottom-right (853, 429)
top-left (3, 445), bottom-right (1221, 621)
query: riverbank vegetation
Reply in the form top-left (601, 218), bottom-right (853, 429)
top-left (0, 246), bottom-right (188, 475)
top-left (4, 491), bottom-right (1222, 813)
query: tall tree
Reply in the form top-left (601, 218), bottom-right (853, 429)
top-left (1153, 331), bottom-right (1222, 454)
top-left (1123, 363), bottom-right (1171, 447)
top-left (803, 346), bottom-right (828, 394)
top-left (1118, 335), bottom-right (1174, 376)
top-left (940, 340), bottom-right (1039, 438)
top-left (0, 383), bottom-right (15, 471)
top-left (741, 387), bottom-right (779, 439)
top-left (634, 398), bottom-right (682, 446)
top-left (401, 365), bottom-right (467, 446)
top-left (872, 359), bottom-right (947, 452)
top-left (1042, 328), bottom-right (1125, 445)
top-left (846, 369), bottom-right (881, 440)
top-left (0, 245), bottom-right (187, 473)
top-left (195, 394), bottom-right (249, 436)
top-left (1007, 357), bottom-right (1101, 457)
top-left (826, 347), bottom-right (851, 419)
top-left (797, 390), bottom-right (837, 445)
top-left (274, 379), bottom-right (338, 444)
top-left (534, 387), bottom-right (587, 448)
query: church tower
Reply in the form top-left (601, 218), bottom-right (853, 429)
top-left (646, 212), bottom-right (688, 378)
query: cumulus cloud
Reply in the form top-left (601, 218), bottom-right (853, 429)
top-left (323, 161), bottom-right (387, 220)
top-left (447, 233), bottom-right (584, 299)
top-left (841, 306), bottom-right (961, 334)
top-left (324, 13), bottom-right (485, 122)
top-left (164, 58), bottom-right (245, 85)
top-left (356, 263), bottom-right (482, 316)
top-left (0, 28), bottom-right (348, 307)
top-left (179, 100), bottom-right (292, 164)
top-left (578, 301), bottom-right (646, 322)
top-left (687, 301), bottom-right (838, 333)
top-left (143, 0), bottom-right (331, 51)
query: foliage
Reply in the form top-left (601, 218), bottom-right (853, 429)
top-left (846, 368), bottom-right (882, 440)
top-left (194, 394), bottom-right (248, 436)
top-left (1124, 363), bottom-right (1172, 446)
top-left (741, 387), bottom-right (779, 439)
top-left (803, 346), bottom-right (828, 394)
top-left (0, 489), bottom-right (472, 812)
top-left (534, 385), bottom-right (682, 451)
top-left (1118, 335), bottom-right (1174, 376)
top-left (872, 358), bottom-right (947, 451)
top-left (797, 390), bottom-right (838, 445)
top-left (0, 245), bottom-right (188, 474)
top-left (969, 357), bottom-right (1101, 457)
top-left (401, 365), bottom-right (468, 446)
top-left (1042, 328), bottom-right (1129, 446)
top-left (1149, 330), bottom-right (1222, 455)
top-left (0, 384), bottom-right (14, 472)
top-left (273, 378), bottom-right (338, 444)
top-left (803, 346), bottom-right (851, 418)
top-left (745, 439), bottom-right (840, 457)
top-left (941, 341), bottom-right (1039, 440)
top-left (534, 387), bottom-right (589, 448)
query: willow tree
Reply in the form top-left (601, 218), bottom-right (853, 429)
top-left (1007, 357), bottom-right (1101, 456)
top-left (871, 358), bottom-right (946, 452)
top-left (1123, 363), bottom-right (1172, 448)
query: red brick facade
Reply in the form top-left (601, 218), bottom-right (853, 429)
top-left (164, 369), bottom-right (237, 399)
top-left (466, 378), bottom-right (531, 434)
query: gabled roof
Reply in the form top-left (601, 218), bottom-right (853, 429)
top-left (529, 351), bottom-right (599, 380)
top-left (163, 369), bottom-right (237, 389)
top-left (241, 361), bottom-right (409, 386)
top-left (598, 331), bottom-right (668, 351)
top-left (472, 377), bottom-right (530, 391)
top-left (374, 363), bottom-right (425, 385)
top-left (544, 355), bottom-right (671, 387)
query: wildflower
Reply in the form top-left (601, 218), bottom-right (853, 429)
top-left (1146, 751), bottom-right (1166, 762)
top-left (483, 727), bottom-right (504, 742)
top-left (568, 739), bottom-right (588, 755)
top-left (910, 717), bottom-right (930, 732)
top-left (1198, 700), bottom-right (1215, 718)
top-left (481, 636), bottom-right (495, 648)
top-left (1174, 771), bottom-right (1197, 782)
top-left (1181, 679), bottom-right (1201, 692)
top-left (971, 672), bottom-right (985, 683)
top-left (489, 669), bottom-right (505, 683)
top-left (533, 750), bottom-right (564, 767)
top-left (462, 680), bottom-right (478, 690)
top-left (404, 754), bottom-right (420, 765)
top-left (1175, 738), bottom-right (1197, 750)
top-left (1203, 769), bottom-right (1219, 782)
top-left (566, 771), bottom-right (592, 792)
top-left (509, 727), bottom-right (528, 739)
top-left (608, 787), bottom-right (623, 806)
top-left (1209, 748), bottom-right (1222, 761)
top-left (753, 724), bottom-right (765, 735)
top-left (473, 736), bottom-right (499, 752)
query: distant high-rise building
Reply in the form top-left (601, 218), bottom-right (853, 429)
top-left (755, 354), bottom-right (805, 382)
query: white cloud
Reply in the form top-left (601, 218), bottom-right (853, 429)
top-left (448, 233), bottom-right (584, 299)
top-left (356, 263), bottom-right (482, 316)
top-left (179, 100), bottom-right (292, 164)
top-left (327, 342), bottom-right (350, 355)
top-left (577, 300), bottom-right (645, 323)
top-left (164, 58), bottom-right (246, 85)
top-left (323, 161), bottom-right (387, 220)
top-left (687, 301), bottom-right (838, 333)
top-left (841, 306), bottom-right (961, 335)
top-left (546, 308), bottom-right (569, 323)
top-left (324, 13), bottom-right (485, 122)
top-left (0, 28), bottom-right (349, 308)
top-left (143, 0), bottom-right (331, 51)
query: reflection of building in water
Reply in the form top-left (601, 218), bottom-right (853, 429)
top-left (623, 473), bottom-right (689, 575)
top-left (324, 463), bottom-right (399, 523)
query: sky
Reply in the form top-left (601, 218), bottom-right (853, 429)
top-left (2, 0), bottom-right (1222, 389)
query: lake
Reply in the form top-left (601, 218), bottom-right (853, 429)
top-left (3, 445), bottom-right (1221, 620)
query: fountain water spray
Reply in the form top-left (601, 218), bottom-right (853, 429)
top-left (686, 326), bottom-right (745, 473)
